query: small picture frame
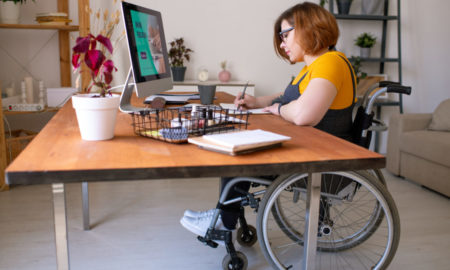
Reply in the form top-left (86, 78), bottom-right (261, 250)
top-left (356, 74), bottom-right (388, 99)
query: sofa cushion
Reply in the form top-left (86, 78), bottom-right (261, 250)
top-left (429, 98), bottom-right (450, 131)
top-left (400, 130), bottom-right (450, 167)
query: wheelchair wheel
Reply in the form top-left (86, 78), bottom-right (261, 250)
top-left (222, 251), bottom-right (248, 270)
top-left (270, 171), bottom-right (385, 251)
top-left (257, 171), bottom-right (400, 270)
top-left (236, 225), bottom-right (258, 247)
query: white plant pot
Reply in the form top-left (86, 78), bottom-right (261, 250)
top-left (360, 47), bottom-right (371, 58)
top-left (72, 94), bottom-right (120, 141)
top-left (0, 2), bottom-right (21, 24)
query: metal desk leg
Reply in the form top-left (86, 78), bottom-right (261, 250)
top-left (52, 183), bottom-right (70, 270)
top-left (302, 172), bottom-right (321, 270)
top-left (82, 182), bottom-right (90, 230)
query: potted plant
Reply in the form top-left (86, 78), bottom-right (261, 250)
top-left (350, 56), bottom-right (367, 84)
top-left (168, 37), bottom-right (193, 81)
top-left (0, 0), bottom-right (35, 24)
top-left (71, 8), bottom-right (121, 141)
top-left (355, 32), bottom-right (376, 58)
top-left (218, 60), bottom-right (231, 83)
top-left (336, 0), bottom-right (353, 15)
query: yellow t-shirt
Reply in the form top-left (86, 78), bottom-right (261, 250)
top-left (292, 51), bottom-right (355, 110)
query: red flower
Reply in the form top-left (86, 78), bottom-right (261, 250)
top-left (85, 50), bottom-right (105, 76)
top-left (71, 34), bottom-right (116, 96)
top-left (72, 53), bottom-right (81, 69)
top-left (96, 35), bottom-right (113, 54)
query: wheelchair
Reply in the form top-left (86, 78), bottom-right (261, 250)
top-left (196, 82), bottom-right (411, 270)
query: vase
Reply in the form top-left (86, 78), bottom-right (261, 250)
top-left (0, 1), bottom-right (21, 24)
top-left (72, 93), bottom-right (120, 141)
top-left (360, 47), bottom-right (371, 58)
top-left (171, 66), bottom-right (186, 82)
top-left (336, 0), bottom-right (352, 15)
top-left (361, 0), bottom-right (384, 15)
top-left (218, 70), bottom-right (231, 83)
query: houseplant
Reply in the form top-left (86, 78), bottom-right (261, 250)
top-left (355, 32), bottom-right (376, 58)
top-left (350, 56), bottom-right (367, 84)
top-left (336, 0), bottom-right (353, 15)
top-left (218, 60), bottom-right (231, 83)
top-left (168, 37), bottom-right (193, 81)
top-left (0, 0), bottom-right (35, 24)
top-left (71, 7), bottom-right (121, 141)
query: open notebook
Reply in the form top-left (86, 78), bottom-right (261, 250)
top-left (220, 103), bottom-right (270, 114)
top-left (188, 129), bottom-right (291, 155)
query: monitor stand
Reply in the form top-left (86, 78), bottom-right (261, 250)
top-left (119, 67), bottom-right (141, 113)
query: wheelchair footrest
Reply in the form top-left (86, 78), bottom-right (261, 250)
top-left (197, 235), bottom-right (219, 248)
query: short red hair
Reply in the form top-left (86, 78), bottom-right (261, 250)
top-left (274, 2), bottom-right (339, 60)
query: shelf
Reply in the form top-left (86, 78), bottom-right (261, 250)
top-left (3, 107), bottom-right (59, 115)
top-left (333, 14), bottom-right (398, 21)
top-left (0, 23), bottom-right (79, 31)
top-left (350, 57), bottom-right (399, 63)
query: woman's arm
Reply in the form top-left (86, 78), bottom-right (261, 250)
top-left (264, 78), bottom-right (337, 126)
top-left (234, 91), bottom-right (283, 109)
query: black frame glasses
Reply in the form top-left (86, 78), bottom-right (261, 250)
top-left (279, 26), bottom-right (295, 43)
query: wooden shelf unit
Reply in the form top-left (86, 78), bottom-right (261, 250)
top-left (0, 0), bottom-right (90, 190)
top-left (0, 23), bottom-right (79, 31)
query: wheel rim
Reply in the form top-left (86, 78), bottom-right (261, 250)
top-left (271, 173), bottom-right (384, 251)
top-left (260, 172), bottom-right (397, 270)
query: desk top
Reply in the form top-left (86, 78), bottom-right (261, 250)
top-left (5, 92), bottom-right (384, 185)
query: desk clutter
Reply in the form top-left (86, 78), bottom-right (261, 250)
top-left (130, 105), bottom-right (250, 144)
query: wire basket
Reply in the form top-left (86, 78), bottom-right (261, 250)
top-left (130, 105), bottom-right (250, 143)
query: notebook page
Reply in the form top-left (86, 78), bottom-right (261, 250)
top-left (220, 103), bottom-right (270, 114)
top-left (202, 129), bottom-right (291, 148)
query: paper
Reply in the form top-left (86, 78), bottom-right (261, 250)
top-left (220, 103), bottom-right (270, 114)
top-left (202, 129), bottom-right (290, 149)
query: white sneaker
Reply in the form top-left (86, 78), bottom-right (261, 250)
top-left (180, 215), bottom-right (233, 246)
top-left (183, 208), bottom-right (216, 218)
top-left (180, 214), bottom-right (224, 236)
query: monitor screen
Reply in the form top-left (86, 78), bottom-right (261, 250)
top-left (121, 1), bottom-right (173, 98)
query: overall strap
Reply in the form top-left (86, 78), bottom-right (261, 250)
top-left (337, 54), bottom-right (356, 104)
top-left (272, 71), bottom-right (308, 105)
top-left (294, 71), bottom-right (309, 86)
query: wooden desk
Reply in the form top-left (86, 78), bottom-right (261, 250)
top-left (5, 92), bottom-right (384, 270)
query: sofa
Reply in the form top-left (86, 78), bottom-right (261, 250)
top-left (386, 99), bottom-right (450, 197)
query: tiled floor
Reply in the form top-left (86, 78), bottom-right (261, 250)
top-left (0, 170), bottom-right (449, 270)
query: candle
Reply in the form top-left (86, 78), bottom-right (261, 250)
top-left (24, 76), bottom-right (33, 104)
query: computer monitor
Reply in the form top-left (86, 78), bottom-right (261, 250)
top-left (120, 1), bottom-right (172, 109)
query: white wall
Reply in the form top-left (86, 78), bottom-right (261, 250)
top-left (110, 0), bottom-right (303, 95)
top-left (1, 0), bottom-right (449, 151)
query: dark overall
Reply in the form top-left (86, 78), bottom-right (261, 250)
top-left (220, 55), bottom-right (356, 229)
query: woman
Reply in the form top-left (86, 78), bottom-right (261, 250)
top-left (180, 2), bottom-right (356, 236)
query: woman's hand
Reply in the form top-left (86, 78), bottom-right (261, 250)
top-left (234, 92), bottom-right (258, 109)
top-left (263, 103), bottom-right (281, 115)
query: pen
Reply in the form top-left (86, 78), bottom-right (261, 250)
top-left (237, 81), bottom-right (249, 111)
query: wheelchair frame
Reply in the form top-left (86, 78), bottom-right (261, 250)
top-left (196, 82), bottom-right (411, 270)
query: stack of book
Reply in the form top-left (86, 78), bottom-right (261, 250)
top-left (188, 129), bottom-right (291, 155)
top-left (36, 12), bottom-right (71, 26)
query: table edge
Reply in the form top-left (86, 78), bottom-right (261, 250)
top-left (6, 157), bottom-right (385, 185)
